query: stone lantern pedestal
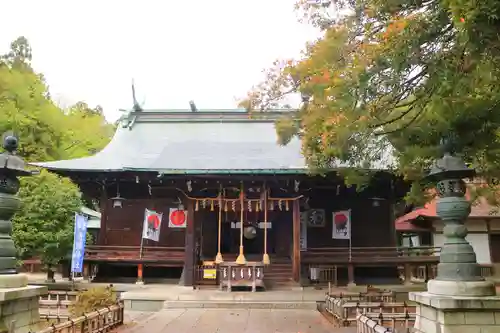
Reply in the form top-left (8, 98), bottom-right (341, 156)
top-left (409, 292), bottom-right (500, 333)
top-left (409, 142), bottom-right (499, 333)
top-left (0, 134), bottom-right (46, 333)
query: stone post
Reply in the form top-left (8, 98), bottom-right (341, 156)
top-left (409, 140), bottom-right (500, 333)
top-left (0, 133), bottom-right (47, 333)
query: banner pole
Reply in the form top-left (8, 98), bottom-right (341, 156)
top-left (139, 209), bottom-right (147, 260)
top-left (137, 209), bottom-right (147, 285)
top-left (348, 209), bottom-right (352, 262)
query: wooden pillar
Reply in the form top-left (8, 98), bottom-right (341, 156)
top-left (424, 264), bottom-right (430, 282)
top-left (347, 263), bottom-right (355, 286)
top-left (292, 200), bottom-right (300, 283)
top-left (83, 263), bottom-right (90, 281)
top-left (403, 263), bottom-right (412, 284)
top-left (98, 188), bottom-right (108, 245)
top-left (181, 200), bottom-right (195, 286)
top-left (487, 219), bottom-right (493, 264)
top-left (136, 264), bottom-right (144, 285)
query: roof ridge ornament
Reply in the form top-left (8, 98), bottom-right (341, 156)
top-left (131, 80), bottom-right (143, 112)
top-left (189, 100), bottom-right (197, 112)
top-left (118, 79), bottom-right (143, 129)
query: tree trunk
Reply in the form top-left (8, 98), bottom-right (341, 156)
top-left (46, 266), bottom-right (55, 283)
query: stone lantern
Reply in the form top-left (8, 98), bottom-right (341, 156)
top-left (409, 139), bottom-right (500, 333)
top-left (0, 133), bottom-right (47, 333)
top-left (423, 140), bottom-right (495, 297)
top-left (0, 134), bottom-right (34, 286)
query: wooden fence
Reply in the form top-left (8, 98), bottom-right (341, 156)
top-left (357, 313), bottom-right (414, 333)
top-left (324, 293), bottom-right (415, 327)
top-left (36, 302), bottom-right (124, 333)
top-left (356, 302), bottom-right (415, 332)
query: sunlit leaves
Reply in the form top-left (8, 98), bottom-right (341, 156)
top-left (13, 170), bottom-right (83, 266)
top-left (0, 36), bottom-right (113, 266)
top-left (243, 0), bottom-right (500, 205)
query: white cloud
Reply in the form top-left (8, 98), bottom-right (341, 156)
top-left (0, 0), bottom-right (320, 121)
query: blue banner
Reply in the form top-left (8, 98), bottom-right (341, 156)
top-left (71, 213), bottom-right (88, 273)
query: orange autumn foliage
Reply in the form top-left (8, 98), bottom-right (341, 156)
top-left (382, 19), bottom-right (409, 40)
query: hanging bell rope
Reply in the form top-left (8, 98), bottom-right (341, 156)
top-left (195, 200), bottom-right (199, 211)
top-left (210, 200), bottom-right (214, 211)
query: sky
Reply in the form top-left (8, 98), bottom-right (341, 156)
top-left (1, 0), bottom-right (321, 122)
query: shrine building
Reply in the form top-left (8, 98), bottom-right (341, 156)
top-left (33, 106), bottom-right (438, 289)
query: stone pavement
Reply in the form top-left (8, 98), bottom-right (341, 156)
top-left (115, 308), bottom-right (355, 333)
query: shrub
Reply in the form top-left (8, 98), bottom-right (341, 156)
top-left (70, 286), bottom-right (117, 316)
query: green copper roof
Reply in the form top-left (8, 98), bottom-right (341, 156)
top-left (32, 109), bottom-right (309, 173)
top-left (32, 108), bottom-right (394, 173)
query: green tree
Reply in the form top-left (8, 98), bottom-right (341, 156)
top-left (0, 38), bottom-right (67, 162)
top-left (62, 101), bottom-right (114, 159)
top-left (244, 0), bottom-right (500, 203)
top-left (0, 36), bottom-right (113, 277)
top-left (12, 170), bottom-right (83, 281)
top-left (1, 36), bottom-right (33, 70)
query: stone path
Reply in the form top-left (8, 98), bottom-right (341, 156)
top-left (116, 308), bottom-right (354, 333)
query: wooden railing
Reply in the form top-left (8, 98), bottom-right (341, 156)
top-left (85, 245), bottom-right (185, 264)
top-left (36, 301), bottom-right (124, 333)
top-left (357, 313), bottom-right (415, 333)
top-left (219, 263), bottom-right (265, 292)
top-left (324, 293), bottom-right (415, 327)
top-left (303, 246), bottom-right (441, 264)
top-left (326, 291), bottom-right (395, 303)
top-left (411, 263), bottom-right (493, 281)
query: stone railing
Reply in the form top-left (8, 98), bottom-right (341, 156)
top-left (35, 301), bottom-right (124, 333)
top-left (39, 291), bottom-right (79, 321)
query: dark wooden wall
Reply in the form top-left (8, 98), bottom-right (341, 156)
top-left (98, 175), bottom-right (398, 251)
top-left (305, 189), bottom-right (395, 248)
top-left (103, 198), bottom-right (186, 247)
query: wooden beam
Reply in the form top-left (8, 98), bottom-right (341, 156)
top-left (181, 199), bottom-right (196, 286)
top-left (292, 200), bottom-right (301, 283)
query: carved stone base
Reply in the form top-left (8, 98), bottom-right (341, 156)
top-left (0, 274), bottom-right (28, 289)
top-left (0, 285), bottom-right (47, 333)
top-left (427, 279), bottom-right (496, 297)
